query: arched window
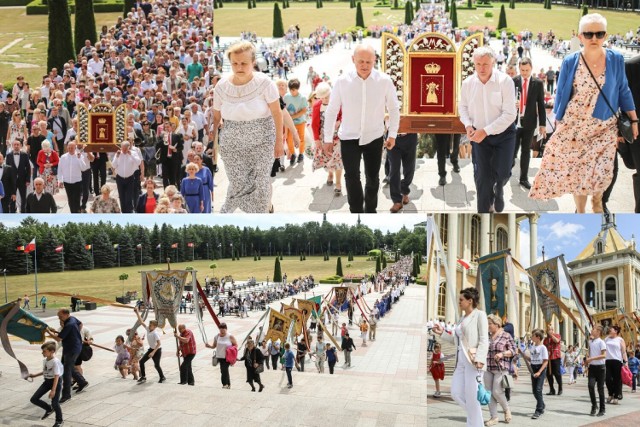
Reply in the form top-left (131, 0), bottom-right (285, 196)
top-left (440, 215), bottom-right (449, 248)
top-left (496, 227), bottom-right (508, 252)
top-left (605, 277), bottom-right (617, 310)
top-left (437, 281), bottom-right (446, 318)
top-left (596, 240), bottom-right (604, 254)
top-left (471, 215), bottom-right (481, 259)
top-left (584, 281), bottom-right (596, 307)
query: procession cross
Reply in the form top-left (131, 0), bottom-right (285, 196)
top-left (428, 15), bottom-right (436, 33)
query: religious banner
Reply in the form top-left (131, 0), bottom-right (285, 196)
top-left (307, 295), bottom-right (323, 318)
top-left (144, 270), bottom-right (189, 329)
top-left (296, 299), bottom-right (315, 324)
top-left (76, 103), bottom-right (127, 152)
top-left (476, 250), bottom-right (509, 318)
top-left (1, 301), bottom-right (49, 379)
top-left (528, 257), bottom-right (562, 325)
top-left (560, 255), bottom-right (593, 332)
top-left (334, 287), bottom-right (349, 308)
top-left (282, 304), bottom-right (304, 336)
top-left (264, 309), bottom-right (289, 344)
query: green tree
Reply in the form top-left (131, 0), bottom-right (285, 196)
top-left (336, 256), bottom-right (343, 277)
top-left (273, 3), bottom-right (284, 38)
top-left (75, 0), bottom-right (97, 57)
top-left (4, 236), bottom-right (32, 275)
top-left (273, 257), bottom-right (282, 282)
top-left (218, 0), bottom-right (224, 8)
top-left (65, 234), bottom-right (93, 271)
top-left (118, 232), bottom-right (136, 267)
top-left (47, 0), bottom-right (74, 73)
top-left (123, 0), bottom-right (135, 17)
top-left (350, 0), bottom-right (356, 8)
top-left (93, 231), bottom-right (116, 268)
top-left (375, 255), bottom-right (381, 274)
top-left (38, 231), bottom-right (63, 272)
top-left (509, 0), bottom-right (515, 9)
top-left (382, 255), bottom-right (387, 269)
top-left (582, 5), bottom-right (588, 15)
top-left (248, 0), bottom-right (252, 9)
top-left (252, 0), bottom-right (256, 7)
top-left (393, 0), bottom-right (399, 8)
top-left (404, 1), bottom-right (414, 25)
top-left (498, 4), bottom-right (507, 29)
top-left (445, 0), bottom-right (449, 13)
top-left (450, 0), bottom-right (458, 29)
top-left (415, 0), bottom-right (420, 13)
top-left (467, 0), bottom-right (472, 9)
top-left (209, 263), bottom-right (217, 276)
top-left (356, 2), bottom-right (365, 28)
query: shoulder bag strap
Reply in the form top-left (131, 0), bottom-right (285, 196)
top-left (580, 52), bottom-right (617, 117)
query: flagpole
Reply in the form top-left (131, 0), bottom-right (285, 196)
top-left (61, 249), bottom-right (65, 273)
top-left (118, 246), bottom-right (121, 268)
top-left (34, 239), bottom-right (39, 308)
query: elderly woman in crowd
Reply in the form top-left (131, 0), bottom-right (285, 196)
top-left (311, 82), bottom-right (343, 195)
top-left (484, 314), bottom-right (515, 426)
top-left (213, 41), bottom-right (284, 213)
top-left (180, 162), bottom-right (204, 213)
top-left (36, 140), bottom-right (59, 195)
top-left (7, 110), bottom-right (27, 152)
top-left (240, 339), bottom-right (265, 392)
top-left (530, 13), bottom-right (638, 213)
top-left (136, 178), bottom-right (159, 214)
top-left (193, 153), bottom-right (213, 213)
top-left (91, 185), bottom-right (121, 213)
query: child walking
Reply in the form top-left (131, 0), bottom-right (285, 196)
top-left (628, 351), bottom-right (639, 393)
top-left (429, 342), bottom-right (445, 398)
top-left (520, 329), bottom-right (548, 420)
top-left (125, 329), bottom-right (144, 381)
top-left (28, 341), bottom-right (63, 427)
top-left (114, 335), bottom-right (130, 379)
top-left (359, 318), bottom-right (368, 347)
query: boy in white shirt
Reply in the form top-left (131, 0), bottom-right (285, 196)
top-left (586, 325), bottom-right (607, 417)
top-left (521, 328), bottom-right (548, 420)
top-left (28, 341), bottom-right (64, 427)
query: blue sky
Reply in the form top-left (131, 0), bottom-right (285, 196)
top-left (0, 214), bottom-right (426, 233)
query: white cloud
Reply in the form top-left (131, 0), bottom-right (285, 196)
top-left (548, 220), bottom-right (585, 240)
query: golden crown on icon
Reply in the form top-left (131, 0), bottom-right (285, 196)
top-left (424, 63), bottom-right (441, 74)
top-left (98, 118), bottom-right (107, 124)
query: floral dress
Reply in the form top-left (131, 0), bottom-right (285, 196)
top-left (40, 152), bottom-right (59, 195)
top-left (530, 59), bottom-right (618, 199)
top-left (311, 102), bottom-right (343, 172)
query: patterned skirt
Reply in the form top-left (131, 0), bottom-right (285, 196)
top-left (218, 116), bottom-right (275, 213)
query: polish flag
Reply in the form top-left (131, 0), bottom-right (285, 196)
top-left (24, 239), bottom-right (36, 253)
top-left (55, 245), bottom-right (64, 253)
top-left (187, 242), bottom-right (194, 248)
top-left (457, 259), bottom-right (471, 270)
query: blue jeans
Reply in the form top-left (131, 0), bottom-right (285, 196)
top-left (31, 378), bottom-right (62, 422)
top-left (471, 125), bottom-right (516, 213)
top-left (531, 365), bottom-right (546, 414)
top-left (286, 367), bottom-right (293, 385)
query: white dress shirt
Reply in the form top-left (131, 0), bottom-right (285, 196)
top-left (323, 69), bottom-right (400, 145)
top-left (57, 152), bottom-right (87, 183)
top-left (459, 69), bottom-right (517, 136)
top-left (111, 150), bottom-right (141, 178)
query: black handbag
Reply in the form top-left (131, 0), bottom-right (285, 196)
top-left (581, 53), bottom-right (635, 144)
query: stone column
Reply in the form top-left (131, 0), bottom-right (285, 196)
top-left (529, 214), bottom-right (539, 267)
top-left (480, 214), bottom-right (490, 257)
top-left (445, 214), bottom-right (459, 323)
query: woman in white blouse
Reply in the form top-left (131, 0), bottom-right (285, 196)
top-left (212, 41), bottom-right (284, 213)
top-left (433, 287), bottom-right (488, 427)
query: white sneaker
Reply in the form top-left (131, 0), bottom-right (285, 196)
top-left (433, 391), bottom-right (441, 398)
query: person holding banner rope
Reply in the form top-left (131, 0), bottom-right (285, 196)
top-left (133, 307), bottom-right (165, 384)
top-left (432, 288), bottom-right (488, 427)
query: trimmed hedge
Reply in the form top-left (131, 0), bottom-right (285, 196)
top-left (0, 0), bottom-right (31, 5)
top-left (320, 275), bottom-right (344, 285)
top-left (27, 0), bottom-right (123, 15)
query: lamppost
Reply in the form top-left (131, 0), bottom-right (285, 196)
top-left (2, 269), bottom-right (7, 303)
top-left (218, 243), bottom-right (222, 259)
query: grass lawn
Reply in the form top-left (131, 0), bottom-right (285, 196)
top-left (0, 9), bottom-right (121, 86)
top-left (5, 255), bottom-right (380, 307)
top-left (213, 2), bottom-right (638, 42)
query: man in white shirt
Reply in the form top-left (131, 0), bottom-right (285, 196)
top-left (459, 47), bottom-right (517, 213)
top-left (323, 45), bottom-right (400, 213)
top-left (87, 52), bottom-right (105, 77)
top-left (57, 141), bottom-right (87, 213)
top-left (111, 141), bottom-right (141, 213)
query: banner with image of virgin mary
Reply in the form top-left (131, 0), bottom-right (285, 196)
top-left (476, 250), bottom-right (509, 318)
top-left (528, 257), bottom-right (562, 325)
top-left (145, 271), bottom-right (189, 329)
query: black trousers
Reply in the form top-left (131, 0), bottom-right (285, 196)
top-left (30, 378), bottom-right (62, 422)
top-left (116, 175), bottom-right (135, 213)
top-left (61, 351), bottom-right (86, 399)
top-left (81, 169), bottom-right (91, 210)
top-left (219, 358), bottom-right (230, 386)
top-left (513, 126), bottom-right (535, 181)
top-left (605, 359), bottom-right (623, 399)
top-left (588, 364), bottom-right (606, 410)
top-left (270, 354), bottom-right (279, 370)
top-left (387, 134), bottom-right (418, 203)
top-left (139, 348), bottom-right (164, 379)
top-left (471, 126), bottom-right (516, 213)
top-left (602, 153), bottom-right (618, 218)
top-left (162, 158), bottom-right (181, 188)
top-left (179, 353), bottom-right (195, 385)
top-left (340, 137), bottom-right (384, 213)
top-left (631, 143), bottom-right (640, 213)
top-left (531, 365), bottom-right (546, 413)
top-left (91, 153), bottom-right (107, 195)
top-left (64, 181), bottom-right (82, 213)
top-left (328, 360), bottom-right (336, 374)
top-left (435, 134), bottom-right (460, 177)
top-left (547, 358), bottom-right (563, 393)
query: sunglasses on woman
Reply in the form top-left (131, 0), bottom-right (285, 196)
top-left (582, 31), bottom-right (606, 40)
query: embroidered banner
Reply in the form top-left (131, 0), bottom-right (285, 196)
top-left (334, 287), bottom-right (349, 307)
top-left (528, 257), bottom-right (562, 325)
top-left (264, 309), bottom-right (289, 344)
top-left (282, 303), bottom-right (304, 336)
top-left (295, 299), bottom-right (316, 324)
top-left (144, 270), bottom-right (189, 329)
top-left (477, 250), bottom-right (509, 318)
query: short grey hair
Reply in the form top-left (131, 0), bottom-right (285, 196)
top-left (41, 140), bottom-right (51, 150)
top-left (472, 46), bottom-right (495, 61)
top-left (579, 13), bottom-right (607, 34)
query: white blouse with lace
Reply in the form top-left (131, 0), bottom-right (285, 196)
top-left (213, 72), bottom-right (279, 121)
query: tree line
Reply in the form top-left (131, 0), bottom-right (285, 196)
top-left (0, 218), bottom-right (426, 275)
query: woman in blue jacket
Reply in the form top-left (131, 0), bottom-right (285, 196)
top-left (530, 13), bottom-right (638, 213)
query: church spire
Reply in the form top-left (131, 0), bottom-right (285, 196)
top-left (357, 214), bottom-right (361, 226)
top-left (601, 213), bottom-right (616, 230)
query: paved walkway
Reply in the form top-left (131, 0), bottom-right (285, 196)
top-left (0, 284), bottom-right (427, 426)
top-left (427, 367), bottom-right (640, 426)
top-left (38, 36), bottom-right (635, 213)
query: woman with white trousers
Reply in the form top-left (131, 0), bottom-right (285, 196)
top-left (433, 287), bottom-right (489, 427)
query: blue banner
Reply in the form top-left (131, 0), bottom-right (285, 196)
top-left (477, 250), bottom-right (509, 318)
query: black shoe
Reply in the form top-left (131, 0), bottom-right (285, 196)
top-left (590, 407), bottom-right (597, 416)
top-left (597, 411), bottom-right (605, 417)
top-left (137, 377), bottom-right (146, 383)
top-left (259, 383), bottom-right (264, 392)
top-left (188, 382), bottom-right (195, 386)
top-left (297, 154), bottom-right (304, 163)
top-left (289, 156), bottom-right (295, 166)
top-left (546, 391), bottom-right (556, 395)
top-left (531, 412), bottom-right (540, 420)
top-left (557, 390), bottom-right (563, 396)
top-left (452, 164), bottom-right (460, 173)
top-left (519, 180), bottom-right (532, 190)
top-left (59, 396), bottom-right (71, 404)
top-left (251, 387), bottom-right (256, 392)
top-left (494, 195), bottom-right (505, 213)
top-left (42, 410), bottom-right (54, 420)
top-left (213, 165), bottom-right (219, 173)
top-left (53, 422), bottom-right (64, 427)
top-left (438, 176), bottom-right (446, 186)
top-left (75, 382), bottom-right (88, 393)
top-left (178, 382), bottom-right (186, 385)
top-left (159, 377), bottom-right (166, 383)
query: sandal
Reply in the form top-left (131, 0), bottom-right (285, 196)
top-left (326, 179), bottom-right (334, 186)
top-left (334, 188), bottom-right (342, 196)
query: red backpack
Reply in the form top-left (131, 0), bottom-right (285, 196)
top-left (226, 345), bottom-right (238, 366)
